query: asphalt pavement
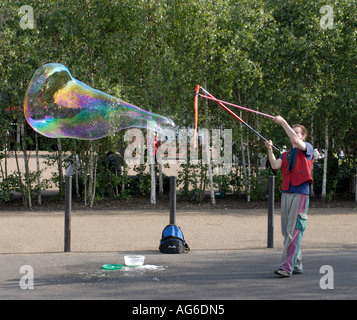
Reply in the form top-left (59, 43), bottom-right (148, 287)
top-left (0, 208), bottom-right (356, 301)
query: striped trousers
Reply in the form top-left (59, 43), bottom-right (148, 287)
top-left (279, 193), bottom-right (309, 274)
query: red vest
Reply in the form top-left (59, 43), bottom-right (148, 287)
top-left (281, 149), bottom-right (313, 191)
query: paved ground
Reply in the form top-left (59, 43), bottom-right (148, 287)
top-left (0, 207), bottom-right (356, 301)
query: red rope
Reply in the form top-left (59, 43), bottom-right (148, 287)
top-left (197, 94), bottom-right (275, 119)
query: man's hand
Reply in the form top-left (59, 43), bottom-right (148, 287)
top-left (273, 115), bottom-right (286, 125)
top-left (274, 115), bottom-right (306, 151)
top-left (265, 140), bottom-right (274, 150)
top-left (265, 139), bottom-right (282, 169)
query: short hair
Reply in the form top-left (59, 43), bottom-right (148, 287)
top-left (293, 124), bottom-right (308, 141)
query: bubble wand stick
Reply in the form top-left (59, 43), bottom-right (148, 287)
top-left (194, 85), bottom-right (280, 152)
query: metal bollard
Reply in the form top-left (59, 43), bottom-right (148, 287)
top-left (169, 176), bottom-right (176, 225)
top-left (64, 175), bottom-right (72, 252)
top-left (267, 175), bottom-right (275, 248)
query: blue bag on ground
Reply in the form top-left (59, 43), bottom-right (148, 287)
top-left (159, 224), bottom-right (190, 254)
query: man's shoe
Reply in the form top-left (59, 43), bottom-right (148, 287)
top-left (274, 269), bottom-right (291, 277)
top-left (293, 267), bottom-right (303, 274)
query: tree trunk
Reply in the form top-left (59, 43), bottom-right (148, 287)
top-left (88, 141), bottom-right (98, 208)
top-left (208, 158), bottom-right (216, 205)
top-left (89, 148), bottom-right (98, 208)
top-left (150, 163), bottom-right (156, 205)
top-left (310, 115), bottom-right (315, 198)
top-left (246, 131), bottom-right (251, 202)
top-left (14, 148), bottom-right (26, 207)
top-left (239, 111), bottom-right (247, 197)
top-left (158, 163), bottom-right (163, 195)
top-left (206, 130), bottom-right (215, 205)
top-left (74, 147), bottom-right (80, 199)
top-left (57, 138), bottom-right (64, 194)
top-left (88, 142), bottom-right (93, 204)
top-left (35, 132), bottom-right (42, 205)
top-left (21, 124), bottom-right (32, 208)
top-left (321, 116), bottom-right (329, 201)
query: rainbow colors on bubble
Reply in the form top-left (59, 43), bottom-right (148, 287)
top-left (24, 63), bottom-right (175, 140)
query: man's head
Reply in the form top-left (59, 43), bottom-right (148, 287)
top-left (292, 124), bottom-right (308, 142)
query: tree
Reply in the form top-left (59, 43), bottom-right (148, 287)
top-left (1, 0), bottom-right (356, 206)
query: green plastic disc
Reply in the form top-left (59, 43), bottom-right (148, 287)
top-left (102, 264), bottom-right (124, 270)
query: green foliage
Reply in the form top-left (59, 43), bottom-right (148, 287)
top-left (0, 170), bottom-right (51, 202)
top-left (1, 0), bottom-right (356, 205)
top-left (313, 153), bottom-right (355, 201)
top-left (177, 162), bottom-right (209, 203)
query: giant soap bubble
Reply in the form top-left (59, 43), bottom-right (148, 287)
top-left (24, 63), bottom-right (175, 140)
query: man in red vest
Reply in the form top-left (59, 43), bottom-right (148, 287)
top-left (265, 115), bottom-right (313, 277)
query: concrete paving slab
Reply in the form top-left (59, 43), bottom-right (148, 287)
top-left (0, 207), bottom-right (356, 301)
top-left (0, 249), bottom-right (356, 300)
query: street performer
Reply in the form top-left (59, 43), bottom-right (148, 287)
top-left (265, 116), bottom-right (313, 277)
